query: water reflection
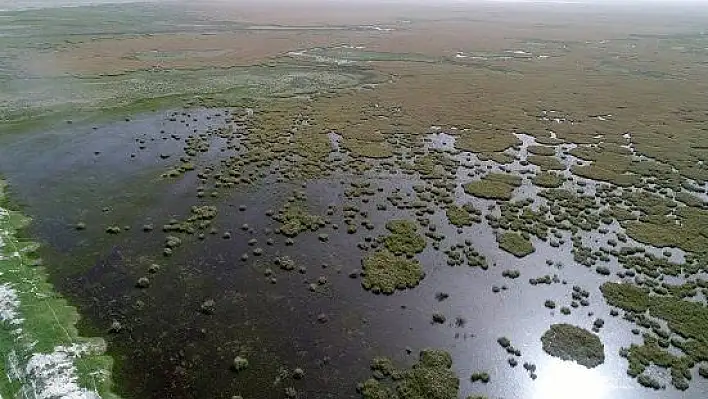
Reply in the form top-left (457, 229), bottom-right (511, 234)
top-left (532, 358), bottom-right (620, 399)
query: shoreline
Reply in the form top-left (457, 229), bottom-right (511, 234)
top-left (0, 180), bottom-right (119, 399)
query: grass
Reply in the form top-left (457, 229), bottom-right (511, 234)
top-left (541, 324), bottom-right (605, 368)
top-left (464, 173), bottom-right (521, 200)
top-left (571, 163), bottom-right (641, 187)
top-left (527, 145), bottom-right (556, 156)
top-left (477, 152), bottom-right (515, 164)
top-left (361, 250), bottom-right (425, 294)
top-left (456, 131), bottom-right (521, 153)
top-left (675, 191), bottom-right (706, 207)
top-left (384, 220), bottom-right (427, 256)
top-left (527, 155), bottom-right (565, 170)
top-left (602, 281), bottom-right (708, 389)
top-left (358, 349), bottom-right (460, 399)
top-left (532, 171), bottom-right (564, 188)
top-left (650, 296), bottom-right (708, 344)
top-left (623, 336), bottom-right (693, 391)
top-left (273, 200), bottom-right (325, 237)
top-left (464, 180), bottom-right (516, 200)
top-left (600, 282), bottom-right (651, 312)
top-left (623, 219), bottom-right (708, 253)
top-left (344, 139), bottom-right (394, 159)
top-left (0, 181), bottom-right (118, 398)
top-left (567, 148), bottom-right (642, 187)
top-left (497, 232), bottom-right (535, 257)
top-left (445, 204), bottom-right (481, 227)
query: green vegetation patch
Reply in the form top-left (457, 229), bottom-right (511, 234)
top-left (572, 163), bottom-right (641, 187)
top-left (273, 200), bottom-right (325, 237)
top-left (358, 349), bottom-right (460, 399)
top-left (497, 232), bottom-right (535, 257)
top-left (541, 324), bottom-right (605, 368)
top-left (477, 152), bottom-right (515, 164)
top-left (445, 203), bottom-right (482, 227)
top-left (649, 296), bottom-right (708, 344)
top-left (532, 171), bottom-right (564, 188)
top-left (527, 145), bottom-right (556, 156)
top-left (345, 139), bottom-right (394, 159)
top-left (600, 282), bottom-right (651, 313)
top-left (569, 148), bottom-right (641, 187)
top-left (361, 250), bottom-right (425, 294)
top-left (623, 219), bottom-right (708, 253)
top-left (464, 173), bottom-right (521, 200)
top-left (623, 336), bottom-right (694, 391)
top-left (675, 192), bottom-right (706, 208)
top-left (602, 281), bottom-right (708, 389)
top-left (602, 282), bottom-right (708, 344)
top-left (527, 155), bottom-right (565, 170)
top-left (456, 131), bottom-right (521, 153)
top-left (384, 220), bottom-right (427, 256)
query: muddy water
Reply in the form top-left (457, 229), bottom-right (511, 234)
top-left (0, 110), bottom-right (704, 399)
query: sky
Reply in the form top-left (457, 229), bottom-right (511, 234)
top-left (1, 0), bottom-right (705, 12)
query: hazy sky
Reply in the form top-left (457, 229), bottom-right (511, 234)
top-left (1, 0), bottom-right (705, 12)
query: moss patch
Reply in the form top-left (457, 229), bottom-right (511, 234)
top-left (528, 145), bottom-right (556, 156)
top-left (624, 336), bottom-right (694, 390)
top-left (600, 282), bottom-right (651, 313)
top-left (477, 152), bottom-right (515, 164)
top-left (358, 349), bottom-right (460, 399)
top-left (445, 203), bottom-right (481, 227)
top-left (541, 323), bottom-right (605, 368)
top-left (384, 219), bottom-right (426, 256)
top-left (345, 138), bottom-right (394, 159)
top-left (532, 171), bottom-right (564, 188)
top-left (528, 155), bottom-right (564, 170)
top-left (456, 131), bottom-right (521, 153)
top-left (623, 219), bottom-right (708, 253)
top-left (464, 173), bottom-right (521, 200)
top-left (497, 232), bottom-right (535, 257)
top-left (273, 199), bottom-right (325, 238)
top-left (361, 250), bottom-right (424, 294)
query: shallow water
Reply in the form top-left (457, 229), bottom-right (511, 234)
top-left (0, 110), bottom-right (705, 399)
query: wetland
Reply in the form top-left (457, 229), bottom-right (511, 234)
top-left (1, 1), bottom-right (708, 399)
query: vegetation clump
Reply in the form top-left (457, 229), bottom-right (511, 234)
top-left (600, 282), bottom-right (651, 313)
top-left (361, 250), bottom-right (424, 294)
top-left (463, 173), bottom-right (521, 200)
top-left (432, 313), bottom-right (446, 324)
top-left (502, 269), bottom-right (520, 279)
top-left (541, 324), bottom-right (605, 368)
top-left (456, 131), bottom-right (521, 153)
top-left (623, 215), bottom-right (708, 253)
top-left (445, 203), bottom-right (481, 227)
top-left (232, 356), bottom-right (249, 372)
top-left (527, 145), bottom-right (556, 156)
top-left (273, 199), bottom-right (325, 237)
top-left (470, 372), bottom-right (490, 384)
top-left (622, 336), bottom-right (693, 390)
top-left (357, 349), bottom-right (460, 399)
top-left (105, 226), bottom-right (121, 234)
top-left (532, 171), bottom-right (564, 188)
top-left (383, 220), bottom-right (426, 256)
top-left (528, 155), bottom-right (564, 170)
top-left (478, 152), bottom-right (514, 164)
top-left (497, 232), bottom-right (535, 257)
